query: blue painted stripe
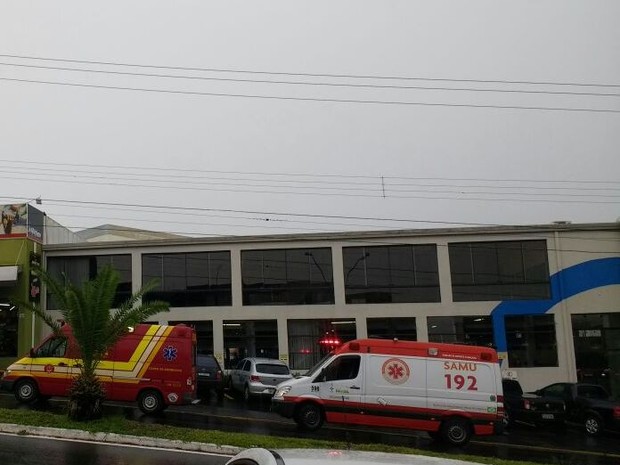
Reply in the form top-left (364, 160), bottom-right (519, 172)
top-left (491, 257), bottom-right (620, 352)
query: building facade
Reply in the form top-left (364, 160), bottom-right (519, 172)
top-left (0, 204), bottom-right (46, 369)
top-left (36, 222), bottom-right (620, 395)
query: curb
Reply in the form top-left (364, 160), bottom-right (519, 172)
top-left (0, 423), bottom-right (242, 456)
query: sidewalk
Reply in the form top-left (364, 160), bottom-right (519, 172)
top-left (0, 422), bottom-right (242, 456)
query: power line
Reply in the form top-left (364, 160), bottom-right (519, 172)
top-left (10, 196), bottom-right (504, 227)
top-left (2, 53), bottom-right (619, 88)
top-left (0, 167), bottom-right (617, 199)
top-left (2, 77), bottom-right (619, 114)
top-left (1, 159), bottom-right (617, 186)
top-left (4, 171), bottom-right (619, 203)
top-left (2, 61), bottom-right (619, 98)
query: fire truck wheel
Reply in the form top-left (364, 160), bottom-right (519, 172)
top-left (295, 403), bottom-right (324, 431)
top-left (138, 389), bottom-right (164, 414)
top-left (441, 417), bottom-right (472, 447)
top-left (14, 379), bottom-right (39, 404)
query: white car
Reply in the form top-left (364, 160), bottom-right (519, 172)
top-left (228, 357), bottom-right (293, 401)
top-left (225, 448), bottom-right (485, 465)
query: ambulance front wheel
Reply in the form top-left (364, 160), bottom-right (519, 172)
top-left (441, 417), bottom-right (472, 447)
top-left (138, 389), bottom-right (164, 415)
top-left (14, 379), bottom-right (39, 404)
top-left (295, 403), bottom-right (324, 431)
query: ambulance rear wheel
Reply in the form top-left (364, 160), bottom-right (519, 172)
top-left (14, 379), bottom-right (39, 404)
top-left (295, 403), bottom-right (324, 431)
top-left (138, 389), bottom-right (164, 414)
top-left (441, 417), bottom-right (472, 447)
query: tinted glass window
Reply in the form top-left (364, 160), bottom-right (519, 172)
top-left (47, 255), bottom-right (132, 309)
top-left (343, 244), bottom-right (439, 304)
top-left (142, 251), bottom-right (231, 307)
top-left (196, 356), bottom-right (219, 369)
top-left (449, 240), bottom-right (550, 301)
top-left (287, 319), bottom-right (357, 371)
top-left (0, 302), bottom-right (18, 357)
top-left (502, 379), bottom-right (523, 395)
top-left (428, 315), bottom-right (494, 347)
top-left (256, 363), bottom-right (290, 375)
top-left (241, 248), bottom-right (334, 305)
top-left (35, 337), bottom-right (67, 358)
top-left (542, 384), bottom-right (567, 398)
top-left (324, 355), bottom-right (361, 381)
top-left (506, 314), bottom-right (558, 367)
top-left (571, 312), bottom-right (620, 396)
top-left (577, 385), bottom-right (608, 399)
top-left (367, 317), bottom-right (417, 341)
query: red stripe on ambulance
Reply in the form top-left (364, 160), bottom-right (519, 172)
top-left (272, 338), bottom-right (503, 446)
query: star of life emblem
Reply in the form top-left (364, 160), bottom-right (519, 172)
top-left (163, 345), bottom-right (178, 362)
top-left (381, 358), bottom-right (410, 385)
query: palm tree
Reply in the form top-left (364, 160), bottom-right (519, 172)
top-left (31, 264), bottom-right (169, 421)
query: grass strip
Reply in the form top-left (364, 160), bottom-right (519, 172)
top-left (0, 408), bottom-right (548, 465)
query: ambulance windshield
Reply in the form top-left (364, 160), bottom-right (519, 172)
top-left (304, 353), bottom-right (334, 377)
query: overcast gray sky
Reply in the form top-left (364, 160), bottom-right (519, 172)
top-left (1, 1), bottom-right (619, 238)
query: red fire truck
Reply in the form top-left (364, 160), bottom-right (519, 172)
top-left (1, 323), bottom-right (197, 414)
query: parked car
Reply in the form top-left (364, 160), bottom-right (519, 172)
top-left (228, 357), bottom-right (293, 401)
top-left (225, 448), bottom-right (485, 465)
top-left (501, 378), bottom-right (565, 428)
top-left (534, 382), bottom-right (620, 436)
top-left (196, 354), bottom-right (225, 401)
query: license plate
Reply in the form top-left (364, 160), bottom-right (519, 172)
top-left (542, 414), bottom-right (554, 419)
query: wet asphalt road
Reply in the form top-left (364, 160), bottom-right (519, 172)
top-left (0, 432), bottom-right (230, 465)
top-left (2, 392), bottom-right (619, 465)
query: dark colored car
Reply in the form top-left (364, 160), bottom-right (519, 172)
top-left (196, 354), bottom-right (225, 401)
top-left (502, 379), bottom-right (566, 428)
top-left (534, 382), bottom-right (620, 436)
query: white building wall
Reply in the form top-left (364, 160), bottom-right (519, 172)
top-left (42, 223), bottom-right (620, 391)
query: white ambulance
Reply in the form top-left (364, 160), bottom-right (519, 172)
top-left (272, 338), bottom-right (504, 446)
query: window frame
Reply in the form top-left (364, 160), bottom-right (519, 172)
top-left (343, 244), bottom-right (440, 304)
top-left (142, 251), bottom-right (232, 307)
top-left (448, 240), bottom-right (551, 302)
top-left (241, 247), bottom-right (334, 306)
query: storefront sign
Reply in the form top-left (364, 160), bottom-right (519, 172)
top-left (0, 204), bottom-right (44, 243)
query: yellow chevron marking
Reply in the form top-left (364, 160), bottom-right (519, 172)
top-left (98, 324), bottom-right (161, 372)
top-left (7, 325), bottom-right (186, 386)
top-left (137, 325), bottom-right (174, 379)
top-left (11, 325), bottom-right (171, 384)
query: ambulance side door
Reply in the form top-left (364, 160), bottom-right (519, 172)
top-left (363, 355), bottom-right (427, 413)
top-left (31, 335), bottom-right (72, 396)
top-left (313, 354), bottom-right (363, 423)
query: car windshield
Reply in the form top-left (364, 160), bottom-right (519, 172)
top-left (256, 363), bottom-right (290, 375)
top-left (304, 353), bottom-right (334, 377)
top-left (502, 379), bottom-right (523, 395)
top-left (197, 356), bottom-right (219, 369)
